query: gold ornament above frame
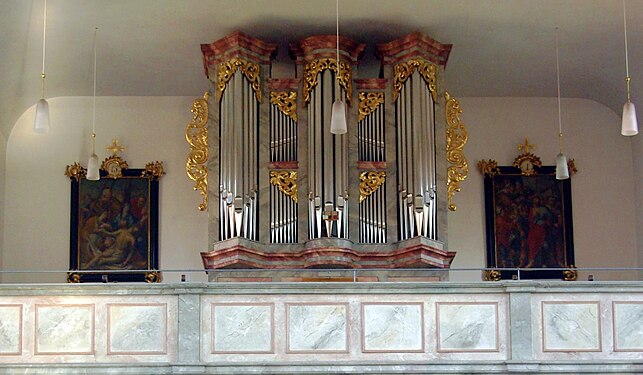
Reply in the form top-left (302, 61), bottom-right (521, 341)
top-left (65, 140), bottom-right (165, 283)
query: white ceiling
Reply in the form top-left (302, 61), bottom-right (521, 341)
top-left (1, 0), bottom-right (642, 138)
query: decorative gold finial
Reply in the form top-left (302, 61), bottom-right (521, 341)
top-left (106, 139), bottom-right (125, 156)
top-left (518, 138), bottom-right (535, 154)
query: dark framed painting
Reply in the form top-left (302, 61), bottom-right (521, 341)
top-left (478, 142), bottom-right (576, 281)
top-left (65, 149), bottom-right (164, 283)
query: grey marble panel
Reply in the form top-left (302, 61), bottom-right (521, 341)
top-left (542, 302), bottom-right (601, 352)
top-left (0, 305), bottom-right (21, 355)
top-left (613, 301), bottom-right (643, 351)
top-left (362, 303), bottom-right (423, 352)
top-left (213, 304), bottom-right (273, 353)
top-left (437, 302), bottom-right (498, 352)
top-left (287, 303), bottom-right (348, 352)
top-left (108, 304), bottom-right (166, 354)
top-left (35, 304), bottom-right (94, 355)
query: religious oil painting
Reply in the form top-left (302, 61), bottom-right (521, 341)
top-left (479, 140), bottom-right (576, 280)
top-left (66, 148), bottom-right (164, 282)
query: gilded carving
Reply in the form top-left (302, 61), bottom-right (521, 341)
top-left (143, 161), bottom-right (165, 180)
top-left (269, 170), bottom-right (298, 203)
top-left (484, 269), bottom-right (502, 282)
top-left (186, 92), bottom-right (210, 211)
top-left (358, 92), bottom-right (384, 121)
top-left (303, 58), bottom-right (352, 104)
top-left (445, 92), bottom-right (469, 211)
top-left (66, 272), bottom-right (80, 283)
top-left (102, 139), bottom-right (129, 179)
top-left (563, 266), bottom-right (578, 281)
top-left (393, 58), bottom-right (438, 102)
top-left (64, 162), bottom-right (87, 182)
top-left (216, 58), bottom-right (261, 102)
top-left (270, 91), bottom-right (298, 121)
top-left (359, 171), bottom-right (386, 203)
top-left (145, 271), bottom-right (161, 283)
top-left (477, 159), bottom-right (500, 176)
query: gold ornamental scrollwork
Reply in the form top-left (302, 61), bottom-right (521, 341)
top-left (102, 139), bottom-right (128, 179)
top-left (484, 269), bottom-right (502, 282)
top-left (216, 58), bottom-right (261, 102)
top-left (64, 162), bottom-right (87, 182)
top-left (186, 92), bottom-right (210, 211)
top-left (142, 161), bottom-right (165, 180)
top-left (445, 91), bottom-right (469, 211)
top-left (67, 272), bottom-right (80, 283)
top-left (477, 159), bottom-right (500, 177)
top-left (513, 139), bottom-right (542, 176)
top-left (393, 58), bottom-right (438, 103)
top-left (303, 58), bottom-right (352, 105)
top-left (563, 265), bottom-right (578, 281)
top-left (359, 171), bottom-right (386, 203)
top-left (270, 91), bottom-right (298, 121)
top-left (358, 92), bottom-right (384, 121)
top-left (269, 171), bottom-right (298, 203)
top-left (145, 271), bottom-right (161, 283)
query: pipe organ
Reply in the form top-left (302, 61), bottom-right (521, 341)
top-left (195, 32), bottom-right (467, 272)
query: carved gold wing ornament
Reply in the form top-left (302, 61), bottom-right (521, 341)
top-left (216, 58), bottom-right (262, 102)
top-left (359, 171), bottom-right (386, 203)
top-left (186, 91), bottom-right (210, 211)
top-left (270, 91), bottom-right (298, 121)
top-left (393, 58), bottom-right (438, 102)
top-left (269, 171), bottom-right (298, 203)
top-left (358, 92), bottom-right (384, 121)
top-left (303, 58), bottom-right (353, 105)
top-left (445, 91), bottom-right (469, 211)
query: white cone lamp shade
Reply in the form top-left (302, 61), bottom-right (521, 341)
top-left (33, 98), bottom-right (50, 133)
top-left (622, 101), bottom-right (639, 136)
top-left (86, 153), bottom-right (100, 181)
top-left (330, 99), bottom-right (347, 134)
top-left (555, 153), bottom-right (569, 180)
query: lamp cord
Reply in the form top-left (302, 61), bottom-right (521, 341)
top-left (336, 0), bottom-right (340, 101)
top-left (92, 27), bottom-right (98, 153)
top-left (40, 0), bottom-right (47, 99)
top-left (556, 27), bottom-right (563, 154)
top-left (623, 0), bottom-right (631, 101)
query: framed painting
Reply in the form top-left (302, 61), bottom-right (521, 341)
top-left (65, 143), bottom-right (164, 283)
top-left (478, 140), bottom-right (577, 281)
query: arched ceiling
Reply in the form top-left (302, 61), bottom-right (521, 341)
top-left (1, 0), bottom-right (641, 138)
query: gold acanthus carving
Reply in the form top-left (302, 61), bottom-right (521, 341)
top-left (484, 269), bottom-right (502, 282)
top-left (563, 265), bottom-right (578, 281)
top-left (359, 171), bottom-right (386, 203)
top-left (145, 271), bottom-right (161, 283)
top-left (393, 58), bottom-right (438, 102)
top-left (64, 162), bottom-right (86, 182)
top-left (143, 161), bottom-right (166, 180)
top-left (216, 58), bottom-right (261, 102)
top-left (186, 91), bottom-right (210, 211)
top-left (477, 159), bottom-right (500, 176)
top-left (270, 91), bottom-right (298, 121)
top-left (303, 58), bottom-right (352, 105)
top-left (358, 92), bottom-right (385, 121)
top-left (445, 92), bottom-right (469, 211)
top-left (269, 171), bottom-right (298, 203)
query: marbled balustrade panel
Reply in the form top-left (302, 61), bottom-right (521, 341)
top-left (212, 303), bottom-right (273, 353)
top-left (613, 301), bottom-right (643, 351)
top-left (542, 301), bottom-right (601, 352)
top-left (107, 304), bottom-right (167, 354)
top-left (35, 304), bottom-right (95, 355)
top-left (287, 303), bottom-right (348, 353)
top-left (436, 302), bottom-right (498, 352)
top-left (0, 305), bottom-right (21, 355)
top-left (362, 303), bottom-right (423, 352)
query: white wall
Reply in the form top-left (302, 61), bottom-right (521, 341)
top-left (449, 97), bottom-right (638, 281)
top-left (2, 96), bottom-right (638, 283)
top-left (0, 131), bottom-right (6, 275)
top-left (3, 97), bottom-right (208, 283)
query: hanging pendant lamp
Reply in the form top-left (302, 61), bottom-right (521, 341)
top-left (554, 28), bottom-right (569, 180)
top-left (621, 0), bottom-right (638, 136)
top-left (329, 0), bottom-right (347, 135)
top-left (86, 27), bottom-right (100, 181)
top-left (34, 0), bottom-right (50, 134)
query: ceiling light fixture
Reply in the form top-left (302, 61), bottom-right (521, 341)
top-left (86, 27), bottom-right (100, 181)
top-left (621, 0), bottom-right (638, 136)
top-left (329, 0), bottom-right (347, 135)
top-left (33, 0), bottom-right (50, 134)
top-left (554, 28), bottom-right (569, 180)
